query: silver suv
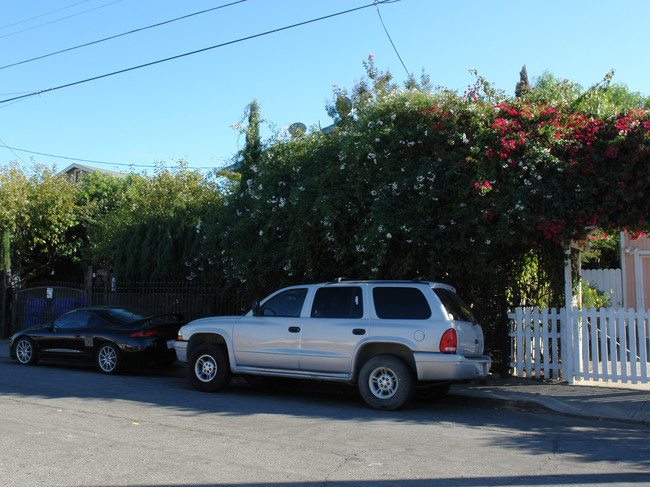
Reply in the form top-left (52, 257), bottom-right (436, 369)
top-left (173, 279), bottom-right (491, 410)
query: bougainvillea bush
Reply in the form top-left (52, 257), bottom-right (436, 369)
top-left (187, 62), bottom-right (650, 367)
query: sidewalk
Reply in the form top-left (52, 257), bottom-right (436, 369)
top-left (451, 375), bottom-right (650, 425)
top-left (2, 339), bottom-right (649, 424)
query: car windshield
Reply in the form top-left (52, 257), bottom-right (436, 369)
top-left (433, 288), bottom-right (477, 323)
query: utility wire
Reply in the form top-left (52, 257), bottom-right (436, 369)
top-left (0, 0), bottom-right (95, 30)
top-left (0, 0), bottom-right (400, 105)
top-left (0, 144), bottom-right (218, 169)
top-left (0, 0), bottom-right (123, 41)
top-left (0, 0), bottom-right (249, 71)
top-left (374, 1), bottom-right (410, 78)
top-left (0, 139), bottom-right (27, 165)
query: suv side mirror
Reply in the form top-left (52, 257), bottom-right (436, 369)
top-left (251, 301), bottom-right (262, 316)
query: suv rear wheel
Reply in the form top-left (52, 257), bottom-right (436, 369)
top-left (358, 354), bottom-right (414, 410)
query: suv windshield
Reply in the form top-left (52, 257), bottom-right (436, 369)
top-left (433, 288), bottom-right (476, 323)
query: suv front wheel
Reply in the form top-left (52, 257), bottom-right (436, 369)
top-left (358, 355), bottom-right (414, 410)
top-left (189, 344), bottom-right (231, 392)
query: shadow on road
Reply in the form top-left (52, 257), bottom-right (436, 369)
top-left (2, 356), bottom-right (650, 471)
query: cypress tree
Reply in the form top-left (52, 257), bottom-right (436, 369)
top-left (238, 100), bottom-right (262, 188)
top-left (515, 65), bottom-right (531, 98)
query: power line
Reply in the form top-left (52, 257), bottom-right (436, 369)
top-left (0, 144), bottom-right (219, 170)
top-left (0, 0), bottom-right (249, 71)
top-left (0, 0), bottom-right (400, 106)
top-left (0, 0), bottom-right (95, 30)
top-left (0, 0), bottom-right (124, 41)
top-left (0, 139), bottom-right (27, 165)
top-left (374, 1), bottom-right (410, 78)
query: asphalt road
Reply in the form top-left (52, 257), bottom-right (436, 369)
top-left (1, 357), bottom-right (649, 487)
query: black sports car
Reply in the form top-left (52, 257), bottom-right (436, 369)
top-left (9, 306), bottom-right (184, 374)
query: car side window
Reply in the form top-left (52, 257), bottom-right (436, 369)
top-left (311, 287), bottom-right (363, 319)
top-left (311, 286), bottom-right (363, 318)
top-left (86, 313), bottom-right (105, 328)
top-left (262, 288), bottom-right (308, 317)
top-left (372, 287), bottom-right (432, 320)
top-left (433, 288), bottom-right (476, 323)
top-left (53, 311), bottom-right (90, 329)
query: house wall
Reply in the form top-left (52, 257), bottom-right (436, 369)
top-left (621, 232), bottom-right (650, 310)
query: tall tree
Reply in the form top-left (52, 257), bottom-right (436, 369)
top-left (515, 65), bottom-right (530, 97)
top-left (238, 100), bottom-right (262, 188)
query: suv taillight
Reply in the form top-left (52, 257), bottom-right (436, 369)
top-left (440, 329), bottom-right (457, 353)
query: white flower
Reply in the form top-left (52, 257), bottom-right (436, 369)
top-left (259, 230), bottom-right (264, 236)
top-left (386, 233), bottom-right (392, 239)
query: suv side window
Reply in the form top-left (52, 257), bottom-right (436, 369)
top-left (433, 288), bottom-right (476, 323)
top-left (262, 288), bottom-right (308, 317)
top-left (373, 287), bottom-right (431, 320)
top-left (311, 287), bottom-right (363, 319)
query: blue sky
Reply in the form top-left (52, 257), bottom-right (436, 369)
top-left (1, 0), bottom-right (648, 174)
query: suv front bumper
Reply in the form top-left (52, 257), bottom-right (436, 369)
top-left (169, 340), bottom-right (188, 363)
top-left (413, 352), bottom-right (491, 381)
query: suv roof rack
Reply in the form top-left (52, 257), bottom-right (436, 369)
top-left (411, 277), bottom-right (432, 283)
top-left (330, 277), bottom-right (351, 283)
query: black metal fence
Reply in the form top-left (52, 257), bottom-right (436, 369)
top-left (7, 280), bottom-right (248, 336)
top-left (91, 281), bottom-right (247, 322)
top-left (11, 282), bottom-right (87, 335)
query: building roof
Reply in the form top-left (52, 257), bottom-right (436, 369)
top-left (55, 163), bottom-right (127, 181)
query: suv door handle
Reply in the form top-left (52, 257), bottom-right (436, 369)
top-left (288, 326), bottom-right (301, 333)
top-left (353, 328), bottom-right (366, 335)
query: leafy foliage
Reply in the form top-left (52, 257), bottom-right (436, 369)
top-left (0, 162), bottom-right (83, 282)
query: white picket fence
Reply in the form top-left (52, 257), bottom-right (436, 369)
top-left (509, 307), bottom-right (650, 386)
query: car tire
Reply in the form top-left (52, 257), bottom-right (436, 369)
top-left (14, 337), bottom-right (38, 365)
top-left (96, 342), bottom-right (122, 374)
top-left (189, 344), bottom-right (231, 392)
top-left (358, 354), bottom-right (414, 410)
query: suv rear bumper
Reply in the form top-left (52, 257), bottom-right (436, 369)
top-left (413, 352), bottom-right (491, 381)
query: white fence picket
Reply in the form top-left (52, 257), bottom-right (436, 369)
top-left (509, 306), bottom-right (650, 386)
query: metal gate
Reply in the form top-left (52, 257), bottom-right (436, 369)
top-left (11, 283), bottom-right (87, 335)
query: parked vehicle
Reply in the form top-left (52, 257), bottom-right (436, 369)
top-left (9, 306), bottom-right (184, 374)
top-left (173, 279), bottom-right (491, 410)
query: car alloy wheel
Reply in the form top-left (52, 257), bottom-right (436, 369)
top-left (188, 344), bottom-right (231, 392)
top-left (358, 354), bottom-right (414, 410)
top-left (97, 343), bottom-right (121, 374)
top-left (195, 354), bottom-right (217, 382)
top-left (368, 366), bottom-right (399, 399)
top-left (15, 337), bottom-right (37, 365)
